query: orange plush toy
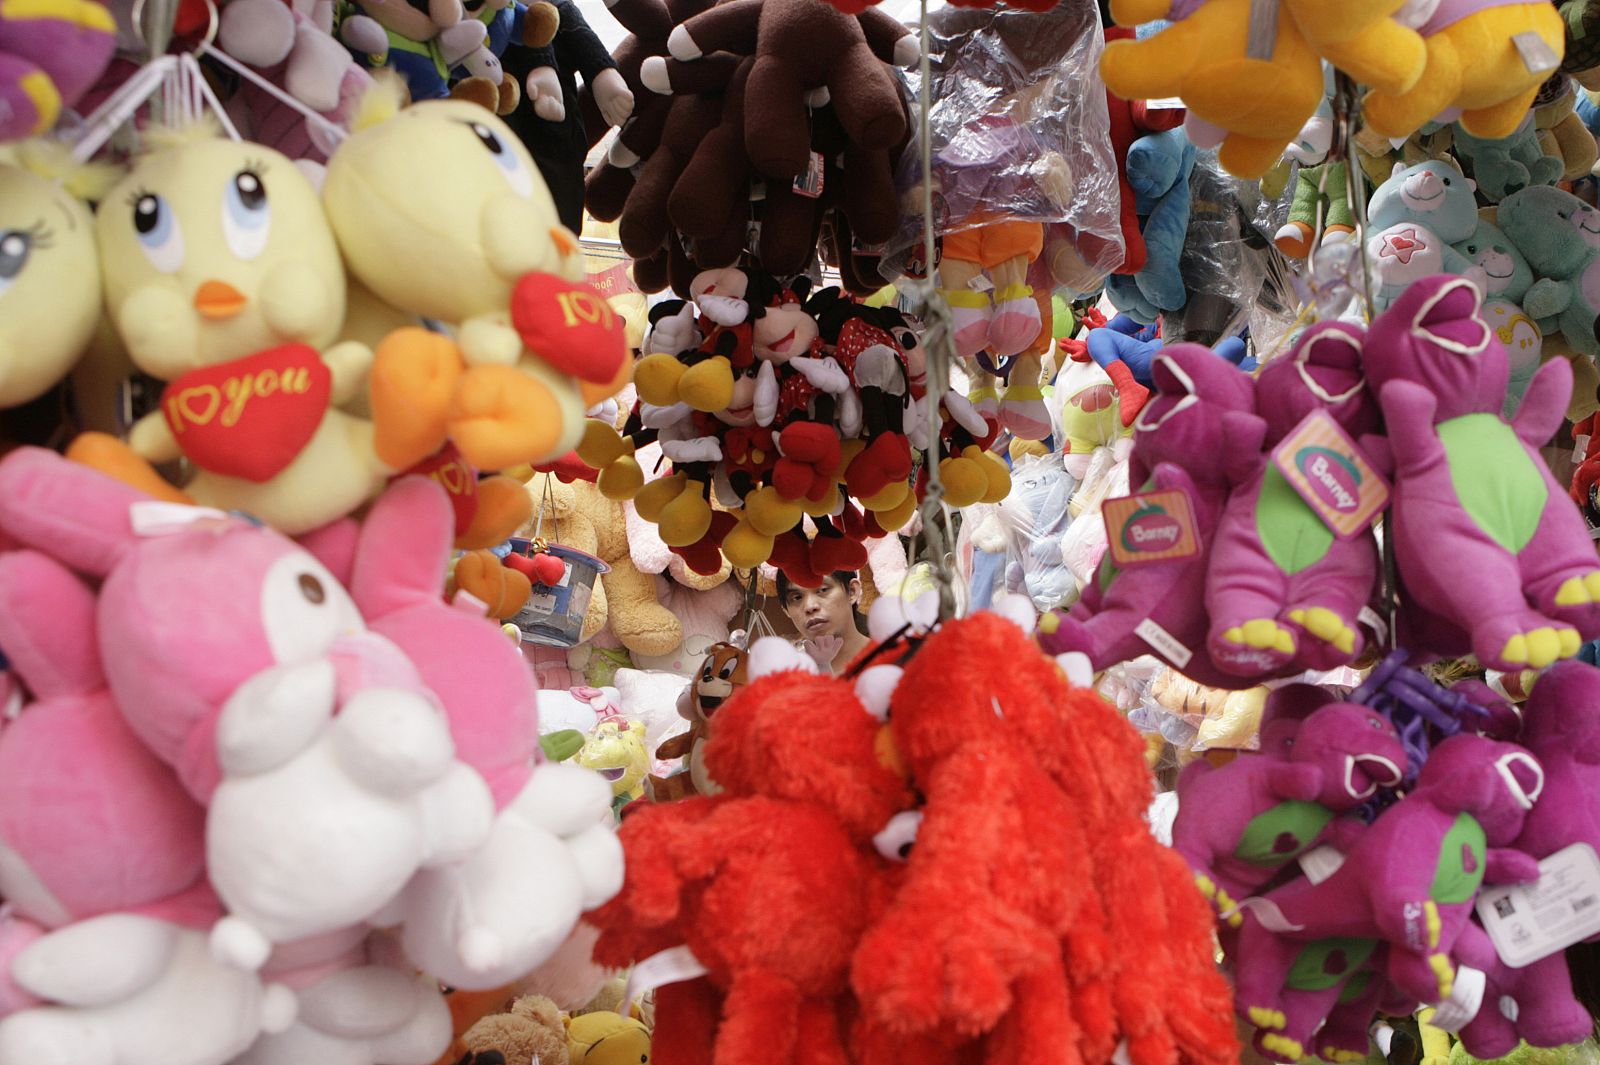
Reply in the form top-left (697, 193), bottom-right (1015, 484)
top-left (852, 612), bottom-right (1239, 1065)
top-left (587, 642), bottom-right (914, 1065)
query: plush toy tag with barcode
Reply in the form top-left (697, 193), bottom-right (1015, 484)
top-left (1475, 843), bottom-right (1600, 967)
top-left (1271, 409), bottom-right (1389, 539)
top-left (1103, 488), bottom-right (1200, 566)
top-left (793, 151), bottom-right (825, 199)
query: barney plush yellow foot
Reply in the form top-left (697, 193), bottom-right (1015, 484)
top-left (1247, 1007), bottom-right (1287, 1031)
top-left (1260, 1033), bottom-right (1305, 1062)
top-left (1429, 953), bottom-right (1455, 999)
top-left (455, 474), bottom-right (533, 550)
top-left (1288, 607), bottom-right (1357, 654)
top-left (448, 365), bottom-right (566, 472)
top-left (1558, 575), bottom-right (1600, 606)
top-left (371, 326), bottom-right (465, 470)
top-left (1223, 619), bottom-right (1297, 655)
top-left (1500, 628), bottom-right (1578, 669)
top-left (66, 432), bottom-right (192, 504)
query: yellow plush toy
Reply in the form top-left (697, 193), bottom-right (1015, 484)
top-left (1361, 2), bottom-right (1566, 141)
top-left (323, 90), bottom-right (631, 475)
top-left (565, 1009), bottom-right (651, 1065)
top-left (0, 145), bottom-right (111, 410)
top-left (574, 718), bottom-right (649, 819)
top-left (1101, 0), bottom-right (1326, 179)
top-left (70, 130), bottom-right (401, 533)
top-left (1280, 0), bottom-right (1427, 96)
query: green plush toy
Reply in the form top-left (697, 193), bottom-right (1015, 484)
top-left (1448, 1039), bottom-right (1600, 1065)
top-left (1453, 117), bottom-right (1564, 203)
top-left (1453, 217), bottom-right (1544, 412)
top-left (1499, 184), bottom-right (1600, 358)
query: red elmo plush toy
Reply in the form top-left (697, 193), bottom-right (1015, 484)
top-left (589, 646), bottom-right (915, 1065)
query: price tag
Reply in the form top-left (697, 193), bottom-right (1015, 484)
top-left (1103, 488), bottom-right (1201, 567)
top-left (793, 151), bottom-right (825, 199)
top-left (623, 945), bottom-right (710, 1013)
top-left (1134, 617), bottom-right (1192, 669)
top-left (1272, 409), bottom-right (1389, 539)
top-left (1475, 843), bottom-right (1600, 968)
top-left (1298, 845), bottom-right (1347, 885)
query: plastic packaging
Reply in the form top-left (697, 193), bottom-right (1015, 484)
top-left (882, 2), bottom-right (1124, 283)
top-left (1164, 152), bottom-right (1269, 346)
top-left (997, 453), bottom-right (1079, 612)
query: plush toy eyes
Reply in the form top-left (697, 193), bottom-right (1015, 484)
top-left (468, 120), bottom-right (535, 199)
top-left (222, 169), bottom-right (271, 261)
top-left (0, 230), bottom-right (34, 295)
top-left (132, 192), bottom-right (185, 273)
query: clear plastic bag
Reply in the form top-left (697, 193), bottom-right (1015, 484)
top-left (998, 454), bottom-right (1080, 612)
top-left (882, 2), bottom-right (1125, 282)
top-left (1165, 152), bottom-right (1270, 346)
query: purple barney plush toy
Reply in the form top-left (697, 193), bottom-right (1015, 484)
top-left (1174, 692), bottom-right (1405, 926)
top-left (1232, 732), bottom-right (1545, 1062)
top-left (1038, 344), bottom-right (1262, 688)
top-left (1364, 275), bottom-right (1600, 671)
top-left (1443, 659), bottom-right (1600, 1057)
top-left (1205, 321), bottom-right (1384, 678)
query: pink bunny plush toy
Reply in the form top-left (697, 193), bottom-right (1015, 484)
top-left (0, 448), bottom-right (497, 972)
top-left (304, 477), bottom-right (624, 990)
top-left (0, 547), bottom-right (298, 1065)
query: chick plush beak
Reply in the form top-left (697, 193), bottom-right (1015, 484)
top-left (194, 279), bottom-right (248, 320)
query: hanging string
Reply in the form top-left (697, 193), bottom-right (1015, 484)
top-left (1331, 71), bottom-right (1377, 322)
top-left (907, 0), bottom-right (958, 622)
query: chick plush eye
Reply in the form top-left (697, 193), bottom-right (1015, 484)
top-left (222, 168), bottom-right (271, 260)
top-left (468, 120), bottom-right (535, 199)
top-left (132, 191), bottom-right (185, 273)
top-left (0, 230), bottom-right (33, 295)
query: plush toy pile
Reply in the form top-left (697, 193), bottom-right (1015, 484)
top-left (579, 0), bottom-right (918, 296)
top-left (0, 451), bottom-right (623, 1065)
top-left (1177, 659), bottom-right (1600, 1062)
top-left (576, 266), bottom-right (1012, 582)
top-left (1101, 0), bottom-right (1568, 179)
top-left (587, 598), bottom-right (1238, 1065)
top-left (1041, 274), bottom-right (1600, 685)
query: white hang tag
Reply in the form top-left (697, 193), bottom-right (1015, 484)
top-left (1575, 435), bottom-right (1591, 463)
top-left (1475, 843), bottom-right (1600, 968)
top-left (129, 500), bottom-right (233, 537)
top-left (1145, 97), bottom-right (1185, 111)
top-left (968, 274), bottom-right (995, 293)
top-left (1134, 617), bottom-right (1192, 669)
top-left (1513, 32), bottom-right (1560, 75)
top-left (1298, 844), bottom-right (1347, 885)
top-left (1430, 966), bottom-right (1486, 1032)
top-left (623, 945), bottom-right (710, 1013)
top-left (1358, 605), bottom-right (1389, 647)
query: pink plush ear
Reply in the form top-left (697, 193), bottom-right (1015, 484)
top-left (0, 552), bottom-right (104, 698)
top-left (0, 449), bottom-right (150, 578)
top-left (348, 477), bottom-right (455, 618)
top-left (298, 517), bottom-right (363, 588)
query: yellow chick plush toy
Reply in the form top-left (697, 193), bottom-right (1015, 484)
top-left (70, 130), bottom-right (394, 533)
top-left (323, 92), bottom-right (631, 476)
top-left (0, 146), bottom-right (111, 410)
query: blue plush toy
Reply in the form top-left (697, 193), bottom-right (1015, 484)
top-left (1453, 116), bottom-right (1563, 202)
top-left (1106, 127), bottom-right (1197, 326)
top-left (1365, 160), bottom-right (1485, 309)
top-left (1083, 313), bottom-right (1248, 427)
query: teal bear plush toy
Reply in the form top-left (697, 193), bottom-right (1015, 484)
top-left (1453, 116), bottom-right (1564, 203)
top-left (1499, 184), bottom-right (1600, 359)
top-left (1455, 218), bottom-right (1546, 412)
top-left (1366, 161), bottom-right (1484, 309)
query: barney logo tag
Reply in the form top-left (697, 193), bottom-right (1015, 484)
top-left (1273, 410), bottom-right (1388, 539)
top-left (1104, 489), bottom-right (1200, 567)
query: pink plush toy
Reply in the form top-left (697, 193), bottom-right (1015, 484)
top-left (1233, 732), bottom-right (1545, 1061)
top-left (1174, 696), bottom-right (1403, 924)
top-left (1038, 345), bottom-right (1263, 688)
top-left (1364, 275), bottom-right (1600, 671)
top-left (1205, 322), bottom-right (1383, 677)
top-left (308, 477), bottom-right (625, 990)
top-left (0, 448), bottom-right (497, 970)
top-left (0, 548), bottom-right (298, 1065)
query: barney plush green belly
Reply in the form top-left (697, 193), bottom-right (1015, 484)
top-left (1437, 414), bottom-right (1548, 554)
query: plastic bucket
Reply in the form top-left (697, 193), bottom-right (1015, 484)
top-left (507, 540), bottom-right (609, 648)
